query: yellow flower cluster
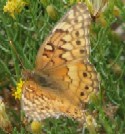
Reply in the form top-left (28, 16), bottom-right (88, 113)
top-left (13, 79), bottom-right (24, 99)
top-left (3, 0), bottom-right (26, 18)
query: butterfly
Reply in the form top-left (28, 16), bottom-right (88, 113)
top-left (21, 2), bottom-right (99, 123)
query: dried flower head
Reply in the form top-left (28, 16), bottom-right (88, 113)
top-left (85, 114), bottom-right (97, 134)
top-left (0, 97), bottom-right (12, 133)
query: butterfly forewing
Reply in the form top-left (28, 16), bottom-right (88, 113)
top-left (35, 3), bottom-right (91, 71)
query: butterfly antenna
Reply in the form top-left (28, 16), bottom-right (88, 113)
top-left (9, 40), bottom-right (26, 70)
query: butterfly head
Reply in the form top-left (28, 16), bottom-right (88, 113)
top-left (22, 70), bottom-right (35, 81)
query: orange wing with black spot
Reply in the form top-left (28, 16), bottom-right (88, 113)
top-left (35, 3), bottom-right (99, 104)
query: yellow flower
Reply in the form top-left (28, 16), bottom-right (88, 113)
top-left (12, 79), bottom-right (24, 99)
top-left (3, 0), bottom-right (26, 18)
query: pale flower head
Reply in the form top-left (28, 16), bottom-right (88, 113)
top-left (85, 114), bottom-right (97, 134)
top-left (0, 97), bottom-right (12, 133)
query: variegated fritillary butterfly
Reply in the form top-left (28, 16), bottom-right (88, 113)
top-left (21, 3), bottom-right (99, 123)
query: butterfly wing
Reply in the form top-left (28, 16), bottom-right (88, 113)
top-left (36, 3), bottom-right (91, 71)
top-left (22, 3), bottom-right (99, 122)
top-left (35, 3), bottom-right (99, 104)
top-left (22, 80), bottom-right (85, 122)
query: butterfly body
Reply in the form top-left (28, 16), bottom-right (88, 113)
top-left (22, 74), bottom-right (85, 122)
top-left (22, 3), bottom-right (99, 123)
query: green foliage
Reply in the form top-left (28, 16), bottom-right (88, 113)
top-left (43, 118), bottom-right (79, 134)
top-left (0, 0), bottom-right (125, 133)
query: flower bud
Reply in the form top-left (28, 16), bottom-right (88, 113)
top-left (46, 5), bottom-right (58, 21)
top-left (31, 121), bottom-right (42, 134)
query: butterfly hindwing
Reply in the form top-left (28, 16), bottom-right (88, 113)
top-left (22, 80), bottom-right (85, 121)
top-left (44, 61), bottom-right (99, 105)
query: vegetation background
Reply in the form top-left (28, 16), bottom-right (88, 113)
top-left (0, 0), bottom-right (125, 133)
